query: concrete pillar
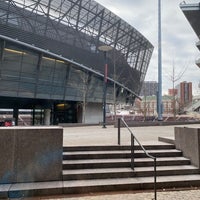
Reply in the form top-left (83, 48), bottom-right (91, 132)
top-left (84, 102), bottom-right (103, 124)
top-left (32, 109), bottom-right (35, 125)
top-left (44, 109), bottom-right (51, 125)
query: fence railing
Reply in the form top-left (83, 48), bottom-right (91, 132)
top-left (117, 117), bottom-right (157, 200)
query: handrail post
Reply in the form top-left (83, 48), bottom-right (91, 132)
top-left (154, 157), bottom-right (157, 200)
top-left (118, 118), bottom-right (121, 145)
top-left (119, 117), bottom-right (157, 199)
top-left (131, 134), bottom-right (134, 170)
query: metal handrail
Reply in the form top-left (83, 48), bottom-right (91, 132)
top-left (118, 118), bottom-right (157, 200)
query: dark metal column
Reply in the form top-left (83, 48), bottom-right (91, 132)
top-left (102, 51), bottom-right (107, 128)
top-left (13, 108), bottom-right (19, 126)
top-left (98, 45), bottom-right (112, 128)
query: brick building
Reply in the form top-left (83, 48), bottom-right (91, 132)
top-left (168, 89), bottom-right (178, 96)
top-left (176, 82), bottom-right (193, 106)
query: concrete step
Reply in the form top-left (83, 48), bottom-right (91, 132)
top-left (1, 181), bottom-right (63, 199)
top-left (63, 149), bottom-right (182, 160)
top-left (63, 165), bottom-right (199, 180)
top-left (63, 175), bottom-right (200, 194)
top-left (63, 144), bottom-right (175, 152)
top-left (4, 175), bottom-right (200, 198)
top-left (63, 157), bottom-right (191, 169)
top-left (158, 136), bottom-right (175, 144)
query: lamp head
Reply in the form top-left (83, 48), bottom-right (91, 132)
top-left (98, 45), bottom-right (113, 52)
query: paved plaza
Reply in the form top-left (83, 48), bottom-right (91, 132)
top-left (62, 123), bottom-right (200, 146)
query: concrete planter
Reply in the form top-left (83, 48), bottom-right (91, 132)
top-left (175, 127), bottom-right (200, 168)
top-left (0, 126), bottom-right (63, 184)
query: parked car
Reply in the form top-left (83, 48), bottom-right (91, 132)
top-left (0, 118), bottom-right (15, 126)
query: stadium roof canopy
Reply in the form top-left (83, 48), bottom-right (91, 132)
top-left (9, 0), bottom-right (153, 54)
top-left (1, 0), bottom-right (153, 84)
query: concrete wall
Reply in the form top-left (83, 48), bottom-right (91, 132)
top-left (44, 109), bottom-right (51, 125)
top-left (175, 127), bottom-right (200, 168)
top-left (0, 126), bottom-right (63, 184)
top-left (84, 102), bottom-right (103, 124)
top-left (115, 120), bottom-right (200, 127)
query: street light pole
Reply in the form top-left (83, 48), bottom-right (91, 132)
top-left (113, 51), bottom-right (117, 123)
top-left (98, 45), bottom-right (112, 128)
top-left (158, 0), bottom-right (163, 121)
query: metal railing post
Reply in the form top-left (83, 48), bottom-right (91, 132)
top-left (154, 157), bottom-right (157, 200)
top-left (119, 117), bottom-right (157, 200)
top-left (131, 134), bottom-right (134, 170)
top-left (118, 118), bottom-right (121, 145)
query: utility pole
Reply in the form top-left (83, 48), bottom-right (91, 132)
top-left (158, 0), bottom-right (163, 121)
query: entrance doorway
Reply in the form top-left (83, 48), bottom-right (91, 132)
top-left (53, 102), bottom-right (77, 124)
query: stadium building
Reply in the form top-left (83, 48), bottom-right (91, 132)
top-left (0, 0), bottom-right (153, 125)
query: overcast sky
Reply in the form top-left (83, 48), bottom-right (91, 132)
top-left (95, 0), bottom-right (200, 95)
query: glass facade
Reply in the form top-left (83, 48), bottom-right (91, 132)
top-left (0, 39), bottom-right (116, 103)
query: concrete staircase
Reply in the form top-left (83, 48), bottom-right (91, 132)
top-left (2, 143), bottom-right (200, 199)
top-left (62, 144), bottom-right (200, 194)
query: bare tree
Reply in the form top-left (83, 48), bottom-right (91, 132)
top-left (80, 72), bottom-right (90, 123)
top-left (166, 60), bottom-right (188, 118)
top-left (69, 70), bottom-right (90, 123)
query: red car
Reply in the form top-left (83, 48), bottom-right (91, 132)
top-left (0, 118), bottom-right (15, 126)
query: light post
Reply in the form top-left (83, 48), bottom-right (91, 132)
top-left (113, 51), bottom-right (117, 123)
top-left (98, 45), bottom-right (112, 128)
top-left (158, 0), bottom-right (163, 121)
